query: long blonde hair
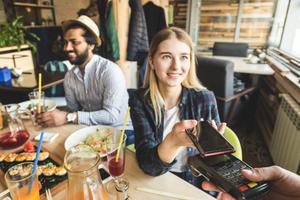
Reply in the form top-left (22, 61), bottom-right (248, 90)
top-left (143, 27), bottom-right (204, 126)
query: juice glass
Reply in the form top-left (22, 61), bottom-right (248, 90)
top-left (106, 134), bottom-right (127, 193)
top-left (28, 90), bottom-right (45, 127)
top-left (5, 162), bottom-right (40, 200)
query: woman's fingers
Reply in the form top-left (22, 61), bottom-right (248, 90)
top-left (202, 181), bottom-right (222, 192)
top-left (211, 120), bottom-right (217, 129)
top-left (170, 120), bottom-right (198, 146)
top-left (173, 120), bottom-right (198, 132)
top-left (218, 122), bottom-right (227, 135)
top-left (210, 120), bottom-right (226, 135)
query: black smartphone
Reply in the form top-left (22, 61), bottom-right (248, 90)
top-left (186, 120), bottom-right (235, 157)
top-left (98, 164), bottom-right (113, 184)
top-left (188, 154), bottom-right (270, 200)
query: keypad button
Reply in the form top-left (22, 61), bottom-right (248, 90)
top-left (248, 182), bottom-right (258, 188)
top-left (239, 185), bottom-right (248, 191)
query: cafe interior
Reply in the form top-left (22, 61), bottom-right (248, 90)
top-left (0, 0), bottom-right (300, 199)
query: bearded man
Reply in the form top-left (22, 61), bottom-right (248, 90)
top-left (37, 15), bottom-right (132, 131)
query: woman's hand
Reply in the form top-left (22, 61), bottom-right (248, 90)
top-left (210, 120), bottom-right (226, 135)
top-left (158, 120), bottom-right (197, 163)
top-left (168, 120), bottom-right (198, 147)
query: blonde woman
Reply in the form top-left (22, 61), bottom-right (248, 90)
top-left (129, 27), bottom-right (225, 187)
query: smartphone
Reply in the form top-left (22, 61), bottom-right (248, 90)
top-left (188, 154), bottom-right (270, 200)
top-left (186, 120), bottom-right (235, 157)
top-left (98, 164), bottom-right (113, 184)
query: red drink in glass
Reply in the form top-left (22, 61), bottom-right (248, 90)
top-left (0, 130), bottom-right (30, 149)
top-left (108, 157), bottom-right (125, 177)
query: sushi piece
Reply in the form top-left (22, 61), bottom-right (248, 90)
top-left (4, 153), bottom-right (18, 162)
top-left (19, 165), bottom-right (32, 177)
top-left (25, 152), bottom-right (36, 161)
top-left (8, 165), bottom-right (21, 176)
top-left (8, 164), bottom-right (32, 177)
top-left (37, 165), bottom-right (45, 176)
top-left (38, 152), bottom-right (49, 161)
top-left (42, 163), bottom-right (56, 176)
top-left (55, 166), bottom-right (67, 176)
top-left (0, 153), bottom-right (7, 161)
top-left (15, 153), bottom-right (27, 162)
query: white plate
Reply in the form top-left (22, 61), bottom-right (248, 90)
top-left (64, 125), bottom-right (121, 157)
top-left (18, 99), bottom-right (57, 112)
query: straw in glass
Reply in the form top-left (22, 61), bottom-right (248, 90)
top-left (115, 107), bottom-right (130, 162)
top-left (29, 130), bottom-right (44, 192)
top-left (37, 73), bottom-right (42, 113)
top-left (29, 73), bottom-right (43, 192)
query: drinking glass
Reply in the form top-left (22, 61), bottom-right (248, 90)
top-left (5, 162), bottom-right (40, 200)
top-left (28, 89), bottom-right (45, 127)
top-left (106, 134), bottom-right (127, 193)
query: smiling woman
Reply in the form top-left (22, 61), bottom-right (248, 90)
top-left (149, 35), bottom-right (191, 93)
top-left (129, 27), bottom-right (223, 188)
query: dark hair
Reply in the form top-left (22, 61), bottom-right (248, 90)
top-left (63, 23), bottom-right (97, 45)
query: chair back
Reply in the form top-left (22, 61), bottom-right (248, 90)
top-left (44, 61), bottom-right (68, 97)
top-left (196, 55), bottom-right (234, 121)
top-left (223, 127), bottom-right (243, 160)
top-left (126, 88), bottom-right (137, 146)
top-left (196, 56), bottom-right (234, 98)
top-left (213, 42), bottom-right (249, 57)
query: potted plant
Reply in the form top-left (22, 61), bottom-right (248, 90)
top-left (0, 16), bottom-right (40, 52)
top-left (0, 16), bottom-right (39, 72)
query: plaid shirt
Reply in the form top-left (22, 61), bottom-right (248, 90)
top-left (129, 87), bottom-right (220, 186)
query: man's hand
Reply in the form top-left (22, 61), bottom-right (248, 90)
top-left (202, 166), bottom-right (300, 200)
top-left (36, 109), bottom-right (68, 127)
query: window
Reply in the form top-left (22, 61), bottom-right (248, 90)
top-left (279, 0), bottom-right (300, 59)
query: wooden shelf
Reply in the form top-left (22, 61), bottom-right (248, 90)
top-left (13, 2), bottom-right (54, 8)
top-left (11, 0), bottom-right (56, 27)
top-left (24, 25), bottom-right (60, 28)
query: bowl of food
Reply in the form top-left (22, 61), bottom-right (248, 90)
top-left (64, 125), bottom-right (121, 157)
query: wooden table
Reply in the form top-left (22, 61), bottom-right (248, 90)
top-left (212, 56), bottom-right (274, 75)
top-left (0, 122), bottom-right (215, 200)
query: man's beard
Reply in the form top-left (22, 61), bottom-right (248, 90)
top-left (67, 48), bottom-right (89, 65)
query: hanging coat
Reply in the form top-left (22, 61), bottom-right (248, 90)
top-left (143, 1), bottom-right (167, 45)
top-left (98, 0), bottom-right (120, 61)
top-left (127, 0), bottom-right (149, 61)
